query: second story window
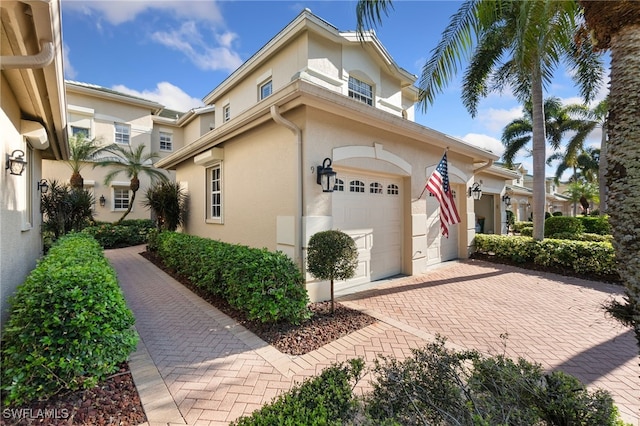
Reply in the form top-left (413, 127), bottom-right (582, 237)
top-left (115, 123), bottom-right (130, 144)
top-left (159, 131), bottom-right (173, 151)
top-left (348, 76), bottom-right (373, 106)
top-left (260, 80), bottom-right (272, 100)
top-left (223, 105), bottom-right (231, 122)
top-left (71, 126), bottom-right (90, 139)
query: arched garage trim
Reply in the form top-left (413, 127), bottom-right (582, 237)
top-left (333, 143), bottom-right (412, 175)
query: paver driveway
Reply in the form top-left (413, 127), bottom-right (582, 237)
top-left (106, 246), bottom-right (638, 426)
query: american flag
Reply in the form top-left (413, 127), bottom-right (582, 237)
top-left (426, 153), bottom-right (461, 238)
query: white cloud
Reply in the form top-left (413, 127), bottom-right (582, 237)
top-left (63, 43), bottom-right (77, 79)
top-left (460, 133), bottom-right (505, 157)
top-left (151, 22), bottom-right (243, 72)
top-left (112, 82), bottom-right (204, 112)
top-left (477, 106), bottom-right (523, 135)
top-left (63, 1), bottom-right (223, 25)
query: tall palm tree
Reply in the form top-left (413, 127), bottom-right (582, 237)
top-left (94, 144), bottom-right (169, 224)
top-left (66, 133), bottom-right (108, 189)
top-left (357, 0), bottom-right (604, 241)
top-left (580, 1), bottom-right (640, 349)
top-left (502, 97), bottom-right (588, 168)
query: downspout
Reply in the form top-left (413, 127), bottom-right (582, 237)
top-left (473, 159), bottom-right (494, 174)
top-left (1, 40), bottom-right (54, 69)
top-left (270, 105), bottom-right (303, 266)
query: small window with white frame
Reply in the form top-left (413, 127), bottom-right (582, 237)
top-left (208, 163), bottom-right (223, 222)
top-left (387, 184), bottom-right (399, 195)
top-left (334, 178), bottom-right (344, 192)
top-left (71, 126), bottom-right (90, 139)
top-left (159, 131), bottom-right (173, 151)
top-left (223, 105), bottom-right (231, 122)
top-left (113, 187), bottom-right (130, 211)
top-left (370, 182), bottom-right (383, 194)
top-left (350, 180), bottom-right (365, 193)
top-left (259, 80), bottom-right (272, 100)
top-left (348, 76), bottom-right (373, 106)
top-left (114, 123), bottom-right (130, 144)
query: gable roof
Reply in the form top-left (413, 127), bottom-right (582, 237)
top-left (66, 80), bottom-right (164, 113)
top-left (202, 9), bottom-right (418, 105)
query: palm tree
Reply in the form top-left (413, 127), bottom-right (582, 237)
top-left (66, 133), bottom-right (108, 189)
top-left (357, 0), bottom-right (603, 241)
top-left (502, 98), bottom-right (588, 168)
top-left (580, 1), bottom-right (640, 348)
top-left (94, 144), bottom-right (169, 224)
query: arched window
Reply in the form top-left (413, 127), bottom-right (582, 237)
top-left (334, 178), bottom-right (344, 192)
top-left (350, 180), bottom-right (365, 193)
top-left (387, 184), bottom-right (399, 195)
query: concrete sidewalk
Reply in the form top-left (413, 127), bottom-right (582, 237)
top-left (106, 245), bottom-right (638, 426)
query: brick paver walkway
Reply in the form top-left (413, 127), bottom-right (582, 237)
top-left (106, 246), bottom-right (638, 426)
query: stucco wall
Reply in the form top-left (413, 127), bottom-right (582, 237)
top-left (1, 78), bottom-right (46, 325)
top-left (176, 117), bottom-right (299, 251)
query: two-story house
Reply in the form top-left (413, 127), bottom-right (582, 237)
top-left (156, 10), bottom-right (502, 301)
top-left (1, 0), bottom-right (68, 323)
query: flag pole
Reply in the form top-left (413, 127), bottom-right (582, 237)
top-left (416, 147), bottom-right (449, 200)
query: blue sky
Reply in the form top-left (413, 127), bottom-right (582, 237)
top-left (60, 0), bottom-right (609, 177)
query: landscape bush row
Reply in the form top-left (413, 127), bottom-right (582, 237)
top-left (149, 231), bottom-right (310, 324)
top-left (474, 234), bottom-right (619, 281)
top-left (232, 338), bottom-right (627, 425)
top-left (1, 234), bottom-right (138, 406)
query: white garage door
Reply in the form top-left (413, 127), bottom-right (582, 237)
top-left (426, 190), bottom-right (460, 263)
top-left (332, 171), bottom-right (403, 284)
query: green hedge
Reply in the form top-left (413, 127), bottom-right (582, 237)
top-left (579, 216), bottom-right (611, 235)
top-left (513, 221), bottom-right (533, 233)
top-left (153, 232), bottom-right (310, 324)
top-left (473, 234), bottom-right (618, 279)
top-left (230, 359), bottom-right (364, 425)
top-left (1, 234), bottom-right (138, 406)
top-left (82, 219), bottom-right (154, 249)
top-left (544, 216), bottom-right (584, 237)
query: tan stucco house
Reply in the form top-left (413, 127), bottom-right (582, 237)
top-left (1, 0), bottom-right (68, 324)
top-left (156, 10), bottom-right (504, 301)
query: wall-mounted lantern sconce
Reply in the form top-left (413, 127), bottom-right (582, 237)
top-left (316, 157), bottom-right (337, 193)
top-left (502, 194), bottom-right (511, 206)
top-left (37, 179), bottom-right (49, 193)
top-left (99, 195), bottom-right (106, 207)
top-left (468, 182), bottom-right (482, 200)
top-left (5, 150), bottom-right (27, 176)
top-left (526, 202), bottom-right (531, 208)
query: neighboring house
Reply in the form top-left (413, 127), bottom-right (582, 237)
top-left (1, 0), bottom-right (68, 324)
top-left (43, 81), bottom-right (213, 222)
top-left (156, 10), bottom-right (503, 301)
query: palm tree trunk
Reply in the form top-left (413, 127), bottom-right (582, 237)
top-left (116, 189), bottom-right (136, 225)
top-left (531, 67), bottom-right (546, 241)
top-left (598, 121), bottom-right (607, 214)
top-left (607, 24), bottom-right (640, 349)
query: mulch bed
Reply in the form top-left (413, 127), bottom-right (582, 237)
top-left (140, 249), bottom-right (378, 355)
top-left (0, 363), bottom-right (146, 426)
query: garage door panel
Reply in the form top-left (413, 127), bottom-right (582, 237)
top-left (333, 172), bottom-right (403, 283)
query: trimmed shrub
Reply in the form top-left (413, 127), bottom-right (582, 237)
top-left (544, 216), bottom-right (584, 237)
top-left (552, 211), bottom-right (564, 216)
top-left (521, 226), bottom-right (534, 237)
top-left (82, 219), bottom-right (154, 248)
top-left (1, 234), bottom-right (138, 406)
top-left (307, 230), bottom-right (358, 313)
top-left (549, 232), bottom-right (613, 243)
top-left (230, 359), bottom-right (364, 425)
top-left (513, 221), bottom-right (533, 233)
top-left (474, 234), bottom-right (618, 279)
top-left (579, 215), bottom-right (611, 235)
top-left (154, 232), bottom-right (310, 324)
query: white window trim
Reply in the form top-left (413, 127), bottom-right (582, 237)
top-left (159, 130), bottom-right (173, 152)
top-left (348, 75), bottom-right (374, 106)
top-left (205, 162), bottom-right (223, 224)
top-left (222, 104), bottom-right (231, 123)
top-left (259, 79), bottom-right (273, 100)
top-left (114, 123), bottom-right (131, 144)
top-left (111, 182), bottom-right (132, 212)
